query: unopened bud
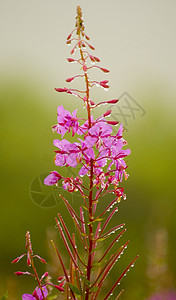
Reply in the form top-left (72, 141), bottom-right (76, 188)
top-left (100, 83), bottom-right (109, 88)
top-left (34, 255), bottom-right (47, 264)
top-left (67, 58), bottom-right (75, 63)
top-left (108, 99), bottom-right (119, 104)
top-left (57, 276), bottom-right (64, 281)
top-left (55, 88), bottom-right (68, 93)
top-left (54, 284), bottom-right (64, 292)
top-left (85, 34), bottom-right (90, 40)
top-left (100, 68), bottom-right (110, 73)
top-left (66, 77), bottom-right (74, 82)
top-left (100, 80), bottom-right (109, 84)
top-left (93, 56), bottom-right (100, 62)
top-left (88, 44), bottom-right (95, 50)
top-left (67, 33), bottom-right (72, 40)
top-left (107, 121), bottom-right (119, 125)
top-left (103, 110), bottom-right (112, 117)
top-left (27, 257), bottom-right (31, 267)
top-left (66, 40), bottom-right (71, 44)
top-left (15, 271), bottom-right (24, 276)
top-left (11, 254), bottom-right (26, 264)
top-left (83, 63), bottom-right (87, 72)
top-left (90, 100), bottom-right (95, 105)
top-left (11, 258), bottom-right (20, 264)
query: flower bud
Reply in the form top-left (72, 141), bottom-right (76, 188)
top-left (11, 258), bottom-right (20, 264)
top-left (85, 34), bottom-right (90, 40)
top-left (83, 63), bottom-right (87, 72)
top-left (11, 254), bottom-right (26, 264)
top-left (100, 68), bottom-right (110, 73)
top-left (88, 43), bottom-right (95, 50)
top-left (67, 58), bottom-right (75, 63)
top-left (66, 77), bottom-right (74, 82)
top-left (67, 33), bottom-right (72, 40)
top-left (103, 110), bottom-right (112, 117)
top-left (34, 255), bottom-right (47, 264)
top-left (66, 40), bottom-right (71, 44)
top-left (54, 284), bottom-right (64, 292)
top-left (100, 80), bottom-right (109, 84)
top-left (57, 276), bottom-right (64, 281)
top-left (55, 88), bottom-right (68, 93)
top-left (93, 56), bottom-right (100, 62)
top-left (108, 99), bottom-right (119, 104)
top-left (90, 100), bottom-right (95, 105)
top-left (100, 82), bottom-right (109, 88)
top-left (15, 271), bottom-right (25, 276)
top-left (107, 121), bottom-right (119, 125)
top-left (27, 256), bottom-right (31, 267)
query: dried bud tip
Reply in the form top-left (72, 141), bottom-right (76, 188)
top-left (108, 99), bottom-right (119, 104)
top-left (107, 121), bottom-right (119, 125)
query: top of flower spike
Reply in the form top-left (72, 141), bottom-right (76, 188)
top-left (75, 6), bottom-right (85, 35)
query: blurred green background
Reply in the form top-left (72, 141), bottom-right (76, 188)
top-left (0, 0), bottom-right (176, 299)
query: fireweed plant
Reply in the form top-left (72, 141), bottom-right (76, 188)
top-left (12, 6), bottom-right (138, 300)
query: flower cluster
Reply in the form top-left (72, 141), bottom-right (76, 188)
top-left (45, 106), bottom-right (130, 200)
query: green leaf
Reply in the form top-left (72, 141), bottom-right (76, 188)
top-left (80, 275), bottom-right (91, 286)
top-left (82, 205), bottom-right (88, 211)
top-left (87, 218), bottom-right (103, 225)
top-left (89, 286), bottom-right (99, 292)
top-left (97, 237), bottom-right (106, 242)
top-left (90, 246), bottom-right (102, 253)
top-left (68, 283), bottom-right (82, 295)
top-left (81, 232), bottom-right (88, 237)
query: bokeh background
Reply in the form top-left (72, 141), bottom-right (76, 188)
top-left (0, 0), bottom-right (176, 299)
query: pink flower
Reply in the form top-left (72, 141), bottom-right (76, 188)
top-left (44, 171), bottom-right (62, 186)
top-left (22, 286), bottom-right (48, 300)
top-left (52, 105), bottom-right (79, 137)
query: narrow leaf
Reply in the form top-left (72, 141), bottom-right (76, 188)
top-left (68, 283), bottom-right (82, 295)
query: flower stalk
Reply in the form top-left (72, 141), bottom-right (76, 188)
top-left (12, 5), bottom-right (138, 300)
